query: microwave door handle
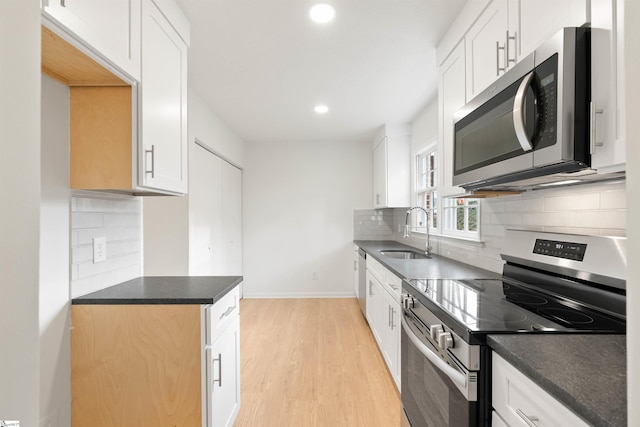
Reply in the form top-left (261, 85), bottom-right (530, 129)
top-left (513, 71), bottom-right (535, 152)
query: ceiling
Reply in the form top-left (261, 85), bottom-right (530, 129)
top-left (175, 0), bottom-right (467, 144)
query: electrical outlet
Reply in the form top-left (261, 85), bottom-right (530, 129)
top-left (93, 237), bottom-right (107, 263)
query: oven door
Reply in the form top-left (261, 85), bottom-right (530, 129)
top-left (401, 312), bottom-right (478, 427)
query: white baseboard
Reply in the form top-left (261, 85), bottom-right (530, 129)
top-left (242, 292), bottom-right (356, 299)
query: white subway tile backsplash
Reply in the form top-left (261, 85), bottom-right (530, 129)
top-left (354, 181), bottom-right (626, 275)
top-left (601, 188), bottom-right (626, 210)
top-left (71, 193), bottom-right (142, 297)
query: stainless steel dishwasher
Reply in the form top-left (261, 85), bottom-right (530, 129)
top-left (357, 248), bottom-right (367, 317)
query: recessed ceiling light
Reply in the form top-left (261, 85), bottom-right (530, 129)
top-left (314, 105), bottom-right (329, 114)
top-left (309, 3), bottom-right (336, 24)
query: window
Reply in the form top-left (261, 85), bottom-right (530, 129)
top-left (414, 148), bottom-right (437, 231)
top-left (443, 198), bottom-right (480, 239)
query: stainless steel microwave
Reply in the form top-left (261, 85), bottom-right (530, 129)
top-left (452, 27), bottom-right (591, 191)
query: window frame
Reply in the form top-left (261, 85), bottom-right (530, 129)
top-left (412, 144), bottom-right (438, 234)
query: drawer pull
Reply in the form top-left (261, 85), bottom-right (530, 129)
top-left (516, 408), bottom-right (539, 427)
top-left (219, 304), bottom-right (236, 320)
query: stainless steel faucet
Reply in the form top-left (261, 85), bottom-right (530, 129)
top-left (404, 207), bottom-right (432, 255)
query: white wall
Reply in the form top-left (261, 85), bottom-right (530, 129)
top-left (0, 1), bottom-right (41, 425)
top-left (243, 140), bottom-right (372, 297)
top-left (625, 0), bottom-right (639, 424)
top-left (188, 88), bottom-right (246, 168)
top-left (40, 75), bottom-right (71, 427)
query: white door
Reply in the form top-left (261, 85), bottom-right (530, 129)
top-left (438, 41), bottom-right (466, 197)
top-left (221, 162), bottom-right (243, 275)
top-left (140, 0), bottom-right (188, 194)
top-left (189, 144), bottom-right (223, 275)
top-left (208, 315), bottom-right (240, 427)
top-left (465, 0), bottom-right (509, 101)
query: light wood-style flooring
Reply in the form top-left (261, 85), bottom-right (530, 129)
top-left (234, 298), bottom-right (401, 427)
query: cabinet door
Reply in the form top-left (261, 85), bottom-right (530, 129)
top-left (383, 290), bottom-right (401, 390)
top-left (140, 0), bottom-right (188, 194)
top-left (221, 162), bottom-right (243, 275)
top-left (373, 137), bottom-right (387, 208)
top-left (365, 271), bottom-right (384, 346)
top-left (519, 0), bottom-right (588, 59)
top-left (591, 0), bottom-right (625, 172)
top-left (465, 0), bottom-right (509, 101)
top-left (208, 315), bottom-right (241, 427)
top-left (43, 0), bottom-right (141, 80)
top-left (438, 41), bottom-right (466, 197)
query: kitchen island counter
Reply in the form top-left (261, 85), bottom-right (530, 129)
top-left (72, 275), bottom-right (242, 305)
top-left (488, 334), bottom-right (626, 427)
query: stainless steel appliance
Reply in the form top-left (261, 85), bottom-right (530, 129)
top-left (401, 230), bottom-right (626, 426)
top-left (452, 28), bottom-right (593, 191)
top-left (358, 247), bottom-right (367, 316)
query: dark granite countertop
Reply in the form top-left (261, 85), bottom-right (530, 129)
top-left (72, 276), bottom-right (243, 305)
top-left (488, 334), bottom-right (627, 427)
top-left (355, 240), bottom-right (501, 280)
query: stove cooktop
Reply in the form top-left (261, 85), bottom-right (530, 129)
top-left (405, 277), bottom-right (626, 336)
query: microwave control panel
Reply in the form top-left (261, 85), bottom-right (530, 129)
top-left (533, 239), bottom-right (587, 261)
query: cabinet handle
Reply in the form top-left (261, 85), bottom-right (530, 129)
top-left (376, 194), bottom-right (380, 205)
top-left (145, 145), bottom-right (155, 178)
top-left (496, 41), bottom-right (506, 76)
top-left (220, 303), bottom-right (237, 320)
top-left (390, 307), bottom-right (396, 330)
top-left (212, 353), bottom-right (222, 387)
top-left (515, 409), bottom-right (539, 427)
top-left (369, 280), bottom-right (373, 296)
top-left (506, 31), bottom-right (517, 66)
top-left (590, 101), bottom-right (605, 154)
top-left (60, 0), bottom-right (66, 6)
top-left (388, 305), bottom-right (392, 327)
top-left (354, 260), bottom-right (357, 271)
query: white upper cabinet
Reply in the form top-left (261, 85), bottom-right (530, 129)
top-left (465, 0), bottom-right (518, 102)
top-left (438, 41), bottom-right (466, 197)
top-left (42, 0), bottom-right (141, 80)
top-left (372, 125), bottom-right (411, 209)
top-left (590, 0), bottom-right (625, 173)
top-left (519, 0), bottom-right (589, 60)
top-left (140, 0), bottom-right (188, 194)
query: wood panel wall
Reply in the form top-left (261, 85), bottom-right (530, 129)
top-left (71, 304), bottom-right (202, 427)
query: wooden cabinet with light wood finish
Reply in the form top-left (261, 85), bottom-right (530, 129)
top-left (71, 304), bottom-right (203, 426)
top-left (41, 0), bottom-right (189, 195)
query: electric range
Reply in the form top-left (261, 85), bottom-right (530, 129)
top-left (400, 229), bottom-right (626, 427)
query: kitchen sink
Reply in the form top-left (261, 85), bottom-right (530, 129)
top-left (379, 250), bottom-right (431, 260)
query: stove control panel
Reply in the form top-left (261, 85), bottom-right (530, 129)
top-left (533, 239), bottom-right (587, 261)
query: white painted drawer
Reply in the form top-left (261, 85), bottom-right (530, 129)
top-left (492, 352), bottom-right (589, 427)
top-left (367, 256), bottom-right (384, 282)
top-left (382, 268), bottom-right (402, 300)
top-left (206, 286), bottom-right (240, 344)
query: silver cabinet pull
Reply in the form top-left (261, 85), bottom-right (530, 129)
top-left (212, 353), bottom-right (222, 387)
top-left (369, 280), bottom-right (374, 296)
top-left (515, 409), bottom-right (539, 427)
top-left (496, 41), bottom-right (506, 76)
top-left (390, 307), bottom-right (396, 330)
top-left (145, 145), bottom-right (155, 178)
top-left (219, 303), bottom-right (236, 320)
top-left (506, 31), bottom-right (517, 66)
top-left (590, 101), bottom-right (605, 154)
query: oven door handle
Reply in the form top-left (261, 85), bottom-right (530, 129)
top-left (401, 316), bottom-right (467, 389)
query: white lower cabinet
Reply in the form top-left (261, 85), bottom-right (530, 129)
top-left (492, 352), bottom-right (589, 427)
top-left (204, 286), bottom-right (241, 427)
top-left (366, 259), bottom-right (402, 390)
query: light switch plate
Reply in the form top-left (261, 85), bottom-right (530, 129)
top-left (93, 237), bottom-right (107, 263)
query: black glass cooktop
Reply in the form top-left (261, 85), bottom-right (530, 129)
top-left (405, 277), bottom-right (626, 336)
